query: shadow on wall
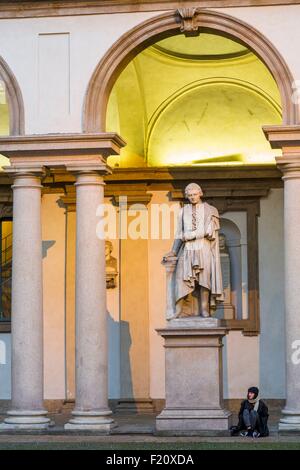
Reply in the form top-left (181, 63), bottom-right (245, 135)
top-left (259, 294), bottom-right (285, 399)
top-left (42, 240), bottom-right (56, 258)
top-left (222, 335), bottom-right (229, 400)
top-left (120, 317), bottom-right (133, 401)
top-left (107, 311), bottom-right (133, 401)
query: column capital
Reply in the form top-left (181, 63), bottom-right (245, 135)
top-left (3, 164), bottom-right (46, 179)
top-left (66, 162), bottom-right (111, 178)
top-left (3, 165), bottom-right (46, 189)
top-left (67, 163), bottom-right (111, 188)
top-left (275, 156), bottom-right (300, 180)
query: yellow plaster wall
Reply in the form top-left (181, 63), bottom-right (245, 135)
top-left (42, 193), bottom-right (66, 399)
top-left (120, 235), bottom-right (150, 399)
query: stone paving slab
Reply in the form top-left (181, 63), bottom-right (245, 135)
top-left (0, 434), bottom-right (300, 444)
top-left (1, 410), bottom-right (298, 444)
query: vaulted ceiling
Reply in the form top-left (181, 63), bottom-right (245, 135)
top-left (106, 32), bottom-right (282, 168)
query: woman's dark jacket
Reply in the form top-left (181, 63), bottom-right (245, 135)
top-left (236, 399), bottom-right (269, 436)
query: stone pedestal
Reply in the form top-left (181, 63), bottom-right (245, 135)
top-left (156, 318), bottom-right (231, 434)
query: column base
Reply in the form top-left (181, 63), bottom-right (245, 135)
top-left (0, 409), bottom-right (50, 431)
top-left (279, 409), bottom-right (300, 432)
top-left (64, 410), bottom-right (115, 433)
top-left (156, 407), bottom-right (232, 435)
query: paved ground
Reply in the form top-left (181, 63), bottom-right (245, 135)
top-left (0, 441), bottom-right (300, 450)
top-left (0, 409), bottom-right (299, 449)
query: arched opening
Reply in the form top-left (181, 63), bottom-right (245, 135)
top-left (84, 9), bottom-right (298, 137)
top-left (0, 56), bottom-right (24, 137)
top-left (0, 56), bottom-right (24, 169)
top-left (0, 57), bottom-right (22, 330)
top-left (105, 32), bottom-right (283, 168)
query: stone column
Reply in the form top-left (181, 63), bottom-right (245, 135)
top-left (277, 157), bottom-right (300, 431)
top-left (0, 167), bottom-right (50, 430)
top-left (65, 169), bottom-right (114, 432)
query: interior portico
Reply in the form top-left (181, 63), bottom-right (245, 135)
top-left (0, 133), bottom-right (125, 430)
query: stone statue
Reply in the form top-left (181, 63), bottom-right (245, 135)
top-left (105, 240), bottom-right (118, 289)
top-left (163, 183), bottom-right (224, 319)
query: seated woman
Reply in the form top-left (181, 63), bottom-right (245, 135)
top-left (230, 386), bottom-right (269, 438)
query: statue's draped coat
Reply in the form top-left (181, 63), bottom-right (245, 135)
top-left (172, 202), bottom-right (224, 308)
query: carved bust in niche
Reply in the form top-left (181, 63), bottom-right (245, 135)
top-left (219, 233), bottom-right (227, 253)
top-left (105, 240), bottom-right (118, 289)
top-left (216, 232), bottom-right (235, 320)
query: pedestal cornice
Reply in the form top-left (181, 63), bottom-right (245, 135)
top-left (156, 327), bottom-right (229, 337)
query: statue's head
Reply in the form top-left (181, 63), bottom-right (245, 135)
top-left (184, 183), bottom-right (203, 204)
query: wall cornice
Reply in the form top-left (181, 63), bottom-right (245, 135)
top-left (0, 164), bottom-right (282, 186)
top-left (0, 1), bottom-right (299, 19)
top-left (263, 125), bottom-right (300, 148)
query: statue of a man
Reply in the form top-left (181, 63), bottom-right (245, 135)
top-left (164, 183), bottom-right (224, 318)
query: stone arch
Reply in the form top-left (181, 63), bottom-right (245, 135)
top-left (83, 9), bottom-right (298, 133)
top-left (0, 56), bottom-right (24, 135)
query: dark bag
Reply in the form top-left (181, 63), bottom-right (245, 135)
top-left (229, 425), bottom-right (240, 436)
